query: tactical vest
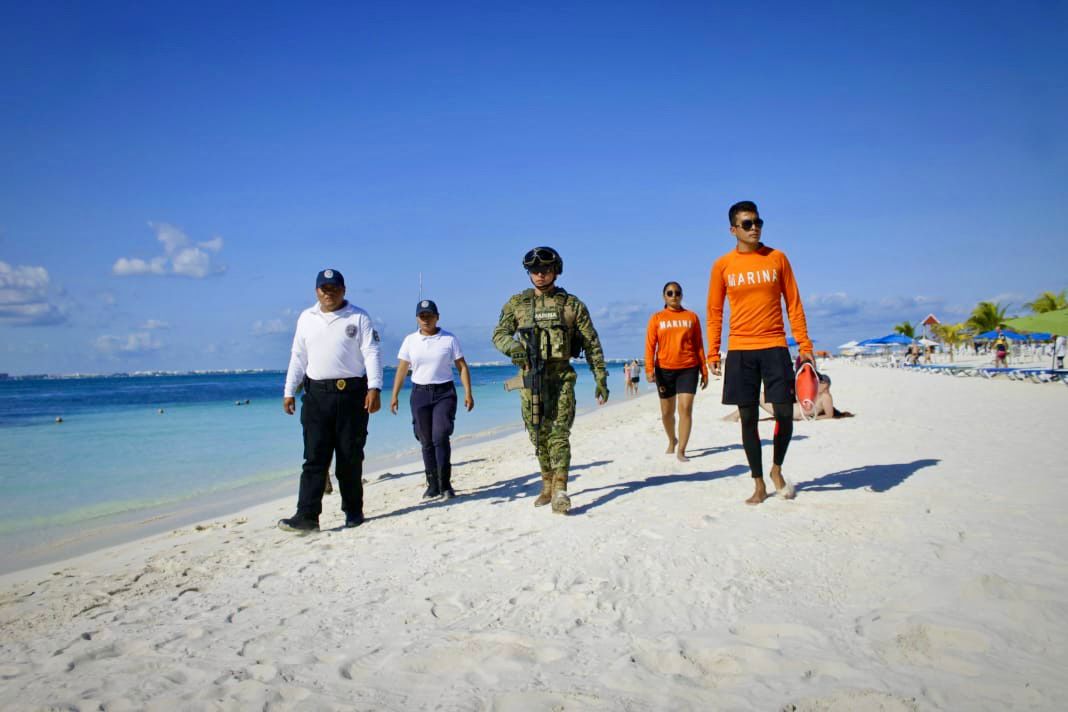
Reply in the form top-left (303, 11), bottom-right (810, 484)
top-left (520, 288), bottom-right (582, 362)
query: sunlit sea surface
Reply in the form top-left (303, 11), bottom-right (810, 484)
top-left (0, 365), bottom-right (619, 570)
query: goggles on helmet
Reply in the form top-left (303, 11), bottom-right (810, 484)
top-left (523, 247), bottom-right (561, 271)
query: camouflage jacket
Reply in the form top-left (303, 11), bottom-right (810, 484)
top-left (492, 287), bottom-right (607, 380)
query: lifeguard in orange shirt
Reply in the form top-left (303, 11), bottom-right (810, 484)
top-left (707, 201), bottom-right (814, 505)
top-left (645, 281), bottom-right (708, 461)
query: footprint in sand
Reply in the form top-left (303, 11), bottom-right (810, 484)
top-left (783, 688), bottom-right (920, 712)
top-left (864, 612), bottom-right (991, 677)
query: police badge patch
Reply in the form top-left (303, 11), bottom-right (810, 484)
top-left (345, 324), bottom-right (357, 338)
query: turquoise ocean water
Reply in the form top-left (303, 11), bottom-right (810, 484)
top-left (0, 364), bottom-right (616, 571)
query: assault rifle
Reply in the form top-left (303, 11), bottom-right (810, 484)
top-left (503, 327), bottom-right (543, 455)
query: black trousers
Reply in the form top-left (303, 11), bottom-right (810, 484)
top-left (297, 377), bottom-right (369, 520)
top-left (410, 382), bottom-right (457, 483)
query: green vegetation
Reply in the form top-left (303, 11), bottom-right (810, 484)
top-left (966, 301), bottom-right (1009, 334)
top-left (1023, 290), bottom-right (1068, 314)
top-left (893, 321), bottom-right (916, 339)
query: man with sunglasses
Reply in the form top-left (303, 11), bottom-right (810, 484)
top-left (707, 201), bottom-right (814, 505)
top-left (279, 268), bottom-right (383, 532)
top-left (492, 246), bottom-right (609, 514)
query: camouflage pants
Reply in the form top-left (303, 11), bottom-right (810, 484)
top-left (520, 365), bottom-right (577, 473)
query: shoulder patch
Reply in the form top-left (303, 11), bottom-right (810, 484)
top-left (372, 329), bottom-right (381, 342)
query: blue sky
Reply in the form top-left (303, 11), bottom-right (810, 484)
top-left (2, 1), bottom-right (1066, 375)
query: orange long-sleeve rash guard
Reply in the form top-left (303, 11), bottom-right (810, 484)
top-left (645, 308), bottom-right (708, 379)
top-left (705, 244), bottom-right (813, 362)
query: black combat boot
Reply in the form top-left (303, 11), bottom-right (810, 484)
top-left (423, 470), bottom-right (441, 500)
top-left (439, 464), bottom-right (456, 500)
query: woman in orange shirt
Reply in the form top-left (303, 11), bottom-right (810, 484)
top-left (645, 281), bottom-right (709, 461)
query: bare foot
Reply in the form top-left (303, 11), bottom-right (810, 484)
top-left (746, 479), bottom-right (768, 505)
top-left (665, 439), bottom-right (677, 454)
top-left (769, 467), bottom-right (795, 499)
top-left (676, 452), bottom-right (690, 462)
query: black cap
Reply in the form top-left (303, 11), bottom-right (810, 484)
top-left (416, 299), bottom-right (439, 316)
top-left (316, 269), bottom-right (345, 288)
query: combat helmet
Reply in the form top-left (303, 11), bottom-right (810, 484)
top-left (522, 246), bottom-right (563, 275)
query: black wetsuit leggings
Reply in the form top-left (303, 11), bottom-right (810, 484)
top-left (737, 403), bottom-right (793, 479)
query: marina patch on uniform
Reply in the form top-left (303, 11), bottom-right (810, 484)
top-left (346, 324), bottom-right (357, 338)
top-left (534, 309), bottom-right (560, 322)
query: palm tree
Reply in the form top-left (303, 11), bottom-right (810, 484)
top-left (1023, 290), bottom-right (1068, 314)
top-left (931, 322), bottom-right (968, 362)
top-left (893, 321), bottom-right (916, 339)
top-left (966, 301), bottom-right (1009, 334)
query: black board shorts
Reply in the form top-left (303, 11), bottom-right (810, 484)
top-left (655, 365), bottom-right (700, 399)
top-left (722, 347), bottom-right (795, 405)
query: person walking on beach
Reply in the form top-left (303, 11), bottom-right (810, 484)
top-left (993, 328), bottom-right (1009, 367)
top-left (280, 268), bottom-right (383, 532)
top-left (492, 246), bottom-right (609, 515)
top-left (1055, 335), bottom-right (1066, 369)
top-left (389, 299), bottom-right (474, 501)
top-left (707, 201), bottom-right (814, 505)
top-left (622, 360), bottom-right (633, 395)
top-left (630, 358), bottom-right (641, 394)
top-left (645, 281), bottom-right (708, 461)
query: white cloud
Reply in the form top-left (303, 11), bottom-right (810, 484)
top-left (252, 318), bottom-right (289, 336)
top-left (93, 331), bottom-right (163, 355)
top-left (0, 260), bottom-right (68, 326)
top-left (112, 222), bottom-right (226, 279)
top-left (198, 236), bottom-right (223, 252)
top-left (112, 257), bottom-right (166, 276)
top-left (141, 319), bottom-right (169, 330)
top-left (252, 308), bottom-right (300, 336)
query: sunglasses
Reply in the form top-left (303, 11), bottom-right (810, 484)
top-left (734, 218), bottom-right (764, 231)
top-left (665, 290), bottom-right (682, 297)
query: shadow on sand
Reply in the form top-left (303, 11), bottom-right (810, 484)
top-left (568, 464), bottom-right (750, 516)
top-left (686, 435), bottom-right (808, 460)
top-left (371, 457), bottom-right (489, 483)
top-left (796, 458), bottom-right (940, 493)
top-left (368, 459), bottom-right (614, 521)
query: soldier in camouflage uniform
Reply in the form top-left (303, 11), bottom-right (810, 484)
top-left (492, 246), bottom-right (610, 514)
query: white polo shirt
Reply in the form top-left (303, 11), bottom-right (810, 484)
top-left (397, 329), bottom-right (463, 385)
top-left (284, 301), bottom-right (384, 397)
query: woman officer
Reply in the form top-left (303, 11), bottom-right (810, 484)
top-left (390, 299), bottom-right (474, 500)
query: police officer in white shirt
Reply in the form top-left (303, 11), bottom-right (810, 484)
top-left (280, 268), bottom-right (383, 532)
top-left (390, 299), bottom-right (474, 500)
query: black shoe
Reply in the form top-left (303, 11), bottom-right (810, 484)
top-left (441, 487), bottom-right (456, 500)
top-left (278, 516), bottom-right (319, 533)
top-left (422, 486), bottom-right (441, 500)
top-left (344, 513), bottom-right (364, 528)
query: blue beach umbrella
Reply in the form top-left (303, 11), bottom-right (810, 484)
top-left (872, 334), bottom-right (914, 346)
top-left (976, 329), bottom-right (1027, 341)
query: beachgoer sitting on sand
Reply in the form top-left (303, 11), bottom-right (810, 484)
top-left (723, 374), bottom-right (853, 422)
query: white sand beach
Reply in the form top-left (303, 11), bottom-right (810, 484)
top-left (1, 362), bottom-right (1065, 711)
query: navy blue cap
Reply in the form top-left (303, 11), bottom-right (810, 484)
top-left (316, 269), bottom-right (345, 288)
top-left (416, 299), bottom-right (439, 316)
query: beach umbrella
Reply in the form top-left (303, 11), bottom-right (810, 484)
top-left (1024, 332), bottom-right (1053, 341)
top-left (874, 334), bottom-right (914, 346)
top-left (1005, 308), bottom-right (1068, 336)
top-left (838, 340), bottom-right (859, 349)
top-left (976, 329), bottom-right (1027, 341)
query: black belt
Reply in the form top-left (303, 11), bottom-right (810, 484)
top-left (412, 381), bottom-right (455, 392)
top-left (305, 376), bottom-right (367, 392)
